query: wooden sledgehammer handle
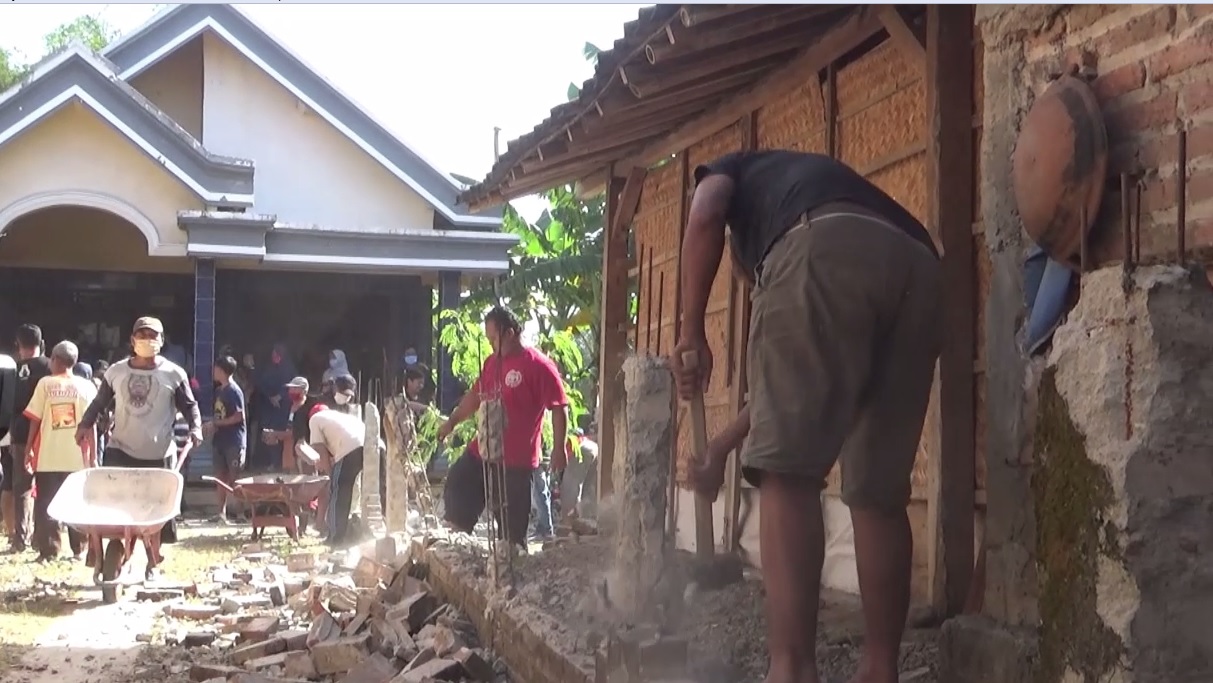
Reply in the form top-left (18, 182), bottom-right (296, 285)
top-left (681, 350), bottom-right (716, 559)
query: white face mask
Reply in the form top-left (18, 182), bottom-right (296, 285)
top-left (133, 339), bottom-right (162, 359)
top-left (404, 355), bottom-right (418, 365)
top-left (334, 392), bottom-right (352, 406)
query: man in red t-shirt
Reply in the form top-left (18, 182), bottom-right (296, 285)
top-left (437, 306), bottom-right (569, 547)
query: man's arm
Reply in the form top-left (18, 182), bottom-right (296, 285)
top-left (79, 380), bottom-right (115, 429)
top-left (444, 390), bottom-right (481, 429)
top-left (714, 404), bottom-right (751, 454)
top-left (679, 174), bottom-right (735, 340)
top-left (173, 375), bottom-right (203, 442)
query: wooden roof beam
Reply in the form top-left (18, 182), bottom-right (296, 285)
top-left (580, 94), bottom-right (725, 136)
top-left (647, 5), bottom-right (843, 64)
top-left (623, 50), bottom-right (794, 100)
top-left (678, 5), bottom-right (763, 28)
top-left (512, 141), bottom-right (649, 190)
top-left (595, 61), bottom-right (777, 116)
top-left (620, 7), bottom-right (885, 169)
top-left (879, 5), bottom-right (927, 65)
top-left (544, 119), bottom-right (680, 166)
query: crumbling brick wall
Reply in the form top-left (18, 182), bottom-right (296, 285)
top-left (1027, 5), bottom-right (1213, 262)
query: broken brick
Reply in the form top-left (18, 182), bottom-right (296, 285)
top-left (170, 604), bottom-right (222, 620)
top-left (451, 647), bottom-right (494, 682)
top-left (189, 663), bottom-right (243, 681)
top-left (239, 615), bottom-right (282, 644)
top-left (311, 633), bottom-right (372, 675)
top-left (244, 651), bottom-right (291, 671)
top-left (338, 652), bottom-right (397, 683)
top-left (230, 635), bottom-right (287, 665)
top-left (397, 591), bottom-right (438, 633)
top-left (286, 551), bottom-right (316, 572)
top-left (278, 629), bottom-right (310, 650)
top-left (307, 610), bottom-right (342, 647)
top-left (395, 657), bottom-right (460, 682)
top-left (282, 650), bottom-right (317, 679)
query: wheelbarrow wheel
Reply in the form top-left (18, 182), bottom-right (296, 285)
top-left (101, 539), bottom-right (124, 582)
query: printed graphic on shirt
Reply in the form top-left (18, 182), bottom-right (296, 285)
top-left (126, 372), bottom-right (159, 414)
top-left (50, 403), bottom-right (77, 430)
top-left (215, 395), bottom-right (228, 420)
top-left (505, 369), bottom-right (522, 388)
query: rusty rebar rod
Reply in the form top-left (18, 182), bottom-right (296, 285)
top-left (1079, 205), bottom-right (1089, 274)
top-left (1177, 126), bottom-right (1188, 264)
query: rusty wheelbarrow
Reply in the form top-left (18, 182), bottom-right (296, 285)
top-left (47, 465), bottom-right (186, 596)
top-left (203, 473), bottom-right (329, 542)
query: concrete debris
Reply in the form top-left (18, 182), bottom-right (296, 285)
top-left (128, 535), bottom-right (510, 683)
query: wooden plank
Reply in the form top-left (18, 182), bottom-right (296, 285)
top-left (596, 168), bottom-right (634, 503)
top-left (723, 111), bottom-right (758, 553)
top-left (924, 4), bottom-right (976, 620)
top-left (621, 7), bottom-right (884, 171)
top-left (878, 6), bottom-right (927, 66)
top-left (667, 151), bottom-right (690, 537)
top-left (613, 166), bottom-right (649, 236)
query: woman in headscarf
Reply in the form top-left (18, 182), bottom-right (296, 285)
top-left (71, 362), bottom-right (93, 381)
top-left (321, 349), bottom-right (350, 388)
top-left (252, 343), bottom-right (296, 470)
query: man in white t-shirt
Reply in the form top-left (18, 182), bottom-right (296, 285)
top-left (308, 386), bottom-right (365, 545)
top-left (24, 341), bottom-right (97, 562)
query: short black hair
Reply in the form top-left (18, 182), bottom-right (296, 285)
top-left (15, 324), bottom-right (42, 350)
top-left (333, 374), bottom-right (357, 393)
top-left (214, 355), bottom-right (238, 377)
top-left (404, 363), bottom-right (430, 382)
top-left (484, 306), bottom-right (522, 336)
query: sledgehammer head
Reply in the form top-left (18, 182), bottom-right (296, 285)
top-left (687, 552), bottom-right (745, 591)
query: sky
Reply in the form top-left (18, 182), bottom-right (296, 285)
top-left (0, 3), bottom-right (647, 220)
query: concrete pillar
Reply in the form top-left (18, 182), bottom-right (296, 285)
top-left (607, 356), bottom-right (673, 621)
top-left (1032, 265), bottom-right (1213, 683)
top-left (193, 258), bottom-right (216, 418)
top-left (436, 270), bottom-right (461, 414)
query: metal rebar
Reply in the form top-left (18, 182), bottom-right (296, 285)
top-left (1079, 204), bottom-right (1089, 274)
top-left (1177, 126), bottom-right (1188, 264)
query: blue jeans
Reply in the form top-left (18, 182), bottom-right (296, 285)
top-left (530, 466), bottom-right (553, 537)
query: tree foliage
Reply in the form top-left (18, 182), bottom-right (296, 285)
top-left (44, 15), bottom-right (118, 54)
top-left (1, 14), bottom-right (117, 92)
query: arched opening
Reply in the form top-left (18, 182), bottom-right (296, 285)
top-left (0, 205), bottom-right (194, 364)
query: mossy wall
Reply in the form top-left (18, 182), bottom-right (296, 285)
top-left (1031, 367), bottom-right (1124, 683)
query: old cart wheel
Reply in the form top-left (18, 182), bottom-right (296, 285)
top-left (101, 539), bottom-right (124, 582)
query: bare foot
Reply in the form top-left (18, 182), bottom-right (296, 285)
top-left (689, 453), bottom-right (727, 503)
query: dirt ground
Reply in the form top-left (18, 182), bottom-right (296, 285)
top-left (0, 521), bottom-right (255, 683)
top-left (440, 533), bottom-right (938, 683)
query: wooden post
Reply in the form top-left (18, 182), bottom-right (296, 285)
top-left (668, 152), bottom-right (691, 536)
top-left (925, 4), bottom-right (976, 618)
top-left (598, 165), bottom-right (647, 504)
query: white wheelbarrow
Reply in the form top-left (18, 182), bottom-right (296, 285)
top-left (48, 465), bottom-right (185, 595)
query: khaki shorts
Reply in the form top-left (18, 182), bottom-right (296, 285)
top-left (741, 204), bottom-right (943, 510)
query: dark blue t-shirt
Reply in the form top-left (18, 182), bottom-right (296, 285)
top-left (213, 382), bottom-right (246, 451)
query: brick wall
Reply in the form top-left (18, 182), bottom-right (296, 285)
top-left (1025, 5), bottom-right (1213, 262)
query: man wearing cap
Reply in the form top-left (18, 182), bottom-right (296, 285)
top-left (671, 150), bottom-right (941, 683)
top-left (263, 376), bottom-right (316, 473)
top-left (23, 341), bottom-right (97, 562)
top-left (78, 317), bottom-right (201, 577)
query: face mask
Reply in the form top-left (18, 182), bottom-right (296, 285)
top-left (288, 390), bottom-right (304, 402)
top-left (404, 355), bottom-right (418, 365)
top-left (133, 339), bottom-right (162, 359)
top-left (334, 393), bottom-right (352, 406)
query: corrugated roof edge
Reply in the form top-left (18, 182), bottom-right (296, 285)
top-left (458, 4), bottom-right (680, 206)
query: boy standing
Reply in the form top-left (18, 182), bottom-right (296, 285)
top-left (206, 356), bottom-right (246, 523)
top-left (23, 341), bottom-right (97, 562)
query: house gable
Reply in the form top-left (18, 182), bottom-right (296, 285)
top-left (105, 4), bottom-right (503, 230)
top-left (0, 44), bottom-right (254, 207)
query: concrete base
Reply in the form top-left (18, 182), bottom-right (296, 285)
top-left (938, 616), bottom-right (1037, 683)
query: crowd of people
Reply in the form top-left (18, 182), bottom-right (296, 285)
top-left (0, 305), bottom-right (599, 570)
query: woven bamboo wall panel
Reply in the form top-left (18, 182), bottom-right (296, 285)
top-left (837, 81), bottom-right (926, 174)
top-left (755, 78), bottom-right (826, 152)
top-left (868, 155), bottom-right (928, 223)
top-left (687, 122), bottom-right (743, 172)
top-left (835, 40), bottom-right (912, 111)
top-left (975, 232), bottom-right (991, 368)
